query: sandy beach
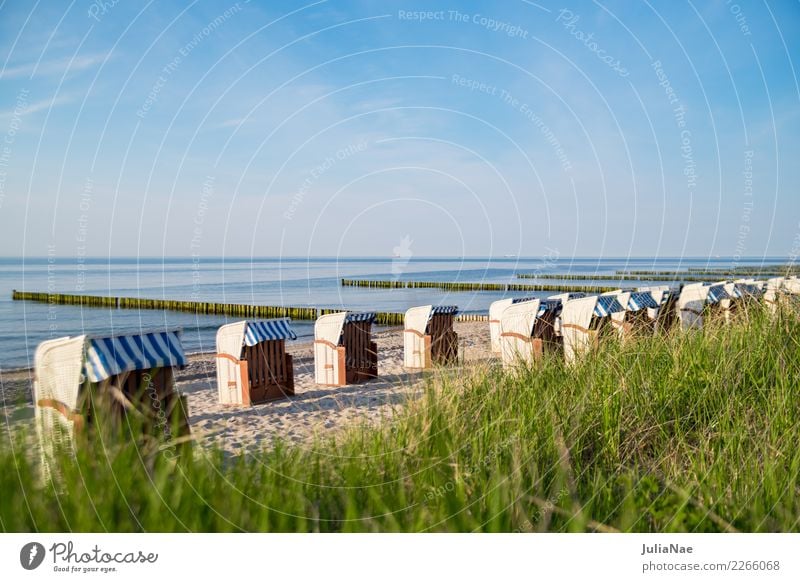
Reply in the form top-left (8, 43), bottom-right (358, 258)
top-left (1, 321), bottom-right (491, 455)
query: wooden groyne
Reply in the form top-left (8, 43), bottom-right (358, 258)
top-left (621, 268), bottom-right (798, 276)
top-left (12, 290), bottom-right (322, 320)
top-left (12, 290), bottom-right (493, 327)
top-left (517, 273), bottom-right (717, 283)
top-left (455, 313), bottom-right (488, 322)
top-left (340, 279), bottom-right (618, 293)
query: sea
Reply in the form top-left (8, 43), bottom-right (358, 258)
top-left (0, 256), bottom-right (784, 370)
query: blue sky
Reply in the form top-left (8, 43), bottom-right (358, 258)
top-left (0, 0), bottom-right (798, 258)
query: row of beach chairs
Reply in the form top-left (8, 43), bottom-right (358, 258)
top-left (31, 304), bottom-right (460, 465)
top-left (31, 276), bottom-right (799, 466)
top-left (494, 275), bottom-right (800, 367)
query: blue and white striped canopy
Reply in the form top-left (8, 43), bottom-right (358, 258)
top-left (660, 290), bottom-right (677, 304)
top-left (244, 319), bottom-right (297, 346)
top-left (431, 305), bottom-right (459, 315)
top-left (84, 330), bottom-right (187, 383)
top-left (733, 283), bottom-right (763, 299)
top-left (594, 295), bottom-right (625, 317)
top-left (537, 299), bottom-right (563, 316)
top-left (706, 285), bottom-right (730, 304)
top-left (345, 312), bottom-right (377, 323)
top-left (627, 291), bottom-right (660, 311)
top-left (510, 296), bottom-right (538, 305)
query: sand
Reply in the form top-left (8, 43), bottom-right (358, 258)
top-left (1, 322), bottom-right (492, 455)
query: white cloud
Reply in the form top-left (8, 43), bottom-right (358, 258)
top-left (0, 52), bottom-right (110, 80)
top-left (0, 94), bottom-right (74, 122)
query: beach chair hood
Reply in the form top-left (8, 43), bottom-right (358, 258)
top-left (636, 286), bottom-right (669, 319)
top-left (405, 305), bottom-right (434, 335)
top-left (315, 312), bottom-right (348, 346)
top-left (34, 335), bottom-right (87, 428)
top-left (216, 321), bottom-right (250, 361)
top-left (83, 330), bottom-right (186, 382)
top-left (627, 291), bottom-right (660, 312)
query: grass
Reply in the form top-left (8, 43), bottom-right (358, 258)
top-left (1, 305), bottom-right (799, 532)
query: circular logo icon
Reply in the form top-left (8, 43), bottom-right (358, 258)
top-left (20, 542), bottom-right (46, 570)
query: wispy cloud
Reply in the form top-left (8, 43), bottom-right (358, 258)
top-left (0, 52), bottom-right (110, 80)
top-left (0, 94), bottom-right (74, 122)
top-left (213, 117), bottom-right (254, 129)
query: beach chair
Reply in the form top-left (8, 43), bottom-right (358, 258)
top-left (617, 291), bottom-right (661, 337)
top-left (763, 277), bottom-right (783, 314)
top-left (603, 290), bottom-right (632, 337)
top-left (489, 297), bottom-right (535, 355)
top-left (33, 329), bottom-right (190, 473)
top-left (677, 283), bottom-right (712, 329)
top-left (560, 295), bottom-right (625, 363)
top-left (314, 311), bottom-right (378, 386)
top-left (216, 319), bottom-right (297, 405)
top-left (678, 282), bottom-right (732, 329)
top-left (498, 299), bottom-right (539, 368)
top-left (547, 292), bottom-right (586, 338)
top-left (723, 281), bottom-right (764, 321)
top-left (636, 285), bottom-right (671, 320)
top-left (706, 281), bottom-right (734, 324)
top-left (403, 305), bottom-right (459, 369)
top-left (651, 288), bottom-right (679, 333)
top-left (499, 298), bottom-right (564, 367)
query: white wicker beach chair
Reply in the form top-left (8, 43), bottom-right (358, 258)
top-left (33, 329), bottom-right (189, 477)
top-left (498, 299), bottom-right (540, 368)
top-left (677, 283), bottom-right (713, 329)
top-left (314, 311), bottom-right (377, 386)
top-left (216, 319), bottom-right (297, 405)
top-left (603, 290), bottom-right (631, 337)
top-left (403, 305), bottom-right (458, 369)
top-left (560, 295), bottom-right (625, 363)
top-left (636, 285), bottom-right (670, 320)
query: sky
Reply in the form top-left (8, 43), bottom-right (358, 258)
top-left (0, 0), bottom-right (798, 259)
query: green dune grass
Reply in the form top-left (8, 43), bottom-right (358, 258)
top-left (2, 305), bottom-right (798, 532)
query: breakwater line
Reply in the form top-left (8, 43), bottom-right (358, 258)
top-left (340, 279), bottom-right (618, 293)
top-left (11, 290), bottom-right (490, 326)
top-left (517, 273), bottom-right (717, 283)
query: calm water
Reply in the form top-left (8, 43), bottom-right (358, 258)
top-left (0, 256), bottom-right (782, 370)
